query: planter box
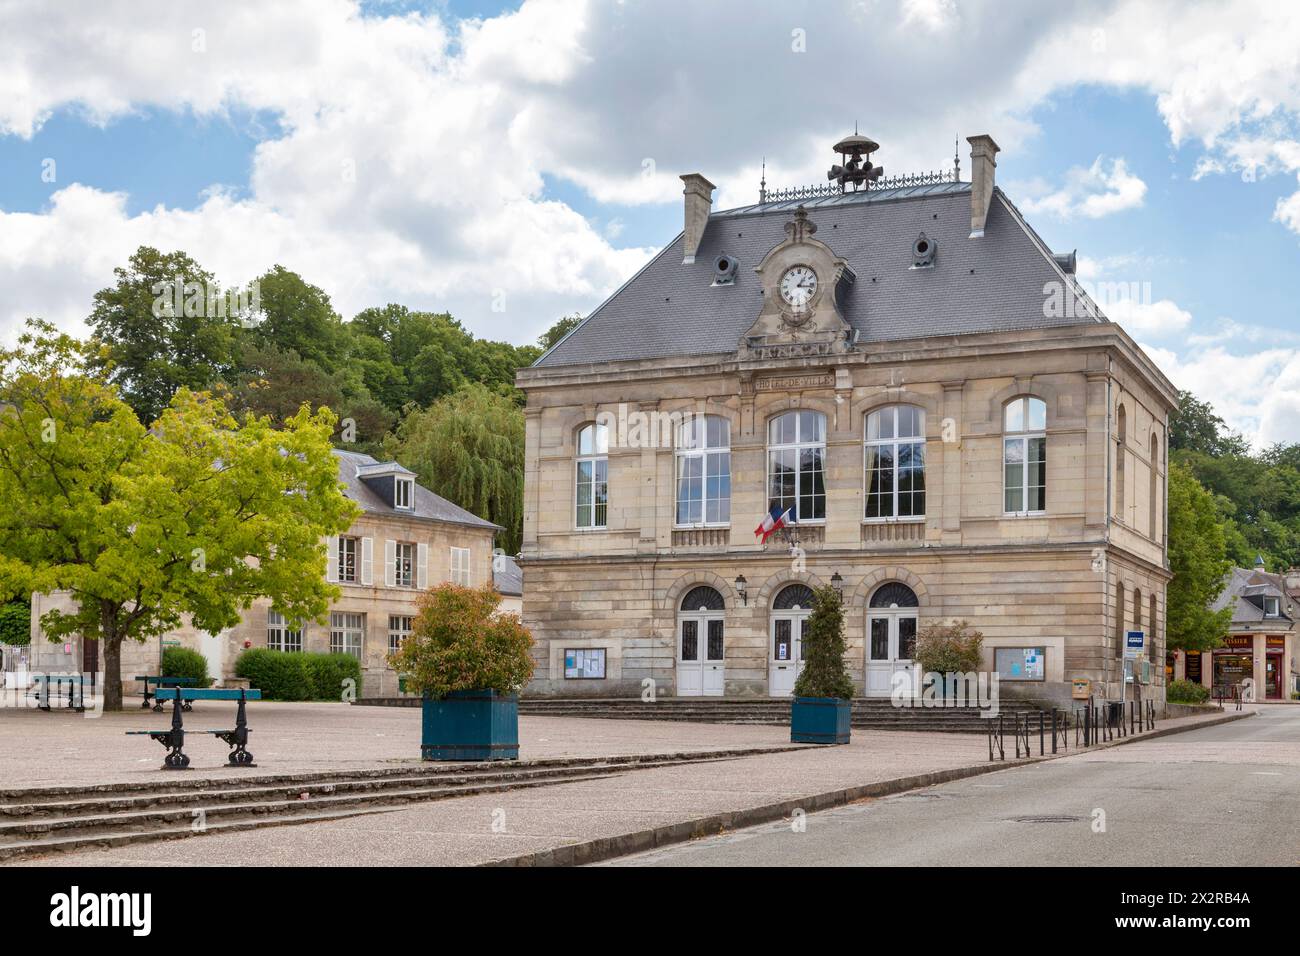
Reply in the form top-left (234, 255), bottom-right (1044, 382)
top-left (421, 689), bottom-right (519, 761)
top-left (791, 696), bottom-right (851, 745)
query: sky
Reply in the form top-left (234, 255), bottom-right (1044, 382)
top-left (1, 0), bottom-right (1299, 446)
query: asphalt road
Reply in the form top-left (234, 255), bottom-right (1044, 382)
top-left (609, 705), bottom-right (1300, 866)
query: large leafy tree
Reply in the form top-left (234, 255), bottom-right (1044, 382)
top-left (1166, 462), bottom-right (1233, 653)
top-left (87, 246), bottom-right (245, 425)
top-left (1169, 390), bottom-right (1250, 457)
top-left (0, 322), bottom-right (360, 710)
top-left (385, 383), bottom-right (524, 554)
top-left (244, 265), bottom-right (347, 374)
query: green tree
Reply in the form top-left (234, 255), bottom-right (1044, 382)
top-left (792, 585), bottom-right (855, 700)
top-left (87, 246), bottom-right (244, 425)
top-left (0, 600), bottom-right (29, 646)
top-left (245, 265), bottom-right (347, 374)
top-left (1166, 462), bottom-right (1233, 653)
top-left (1169, 390), bottom-right (1250, 457)
top-left (0, 322), bottom-right (360, 710)
top-left (537, 313), bottom-right (583, 352)
top-left (385, 383), bottom-right (524, 553)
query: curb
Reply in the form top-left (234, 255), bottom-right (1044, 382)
top-left (482, 710), bottom-right (1255, 868)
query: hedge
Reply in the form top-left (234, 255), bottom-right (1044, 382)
top-left (161, 646), bottom-right (213, 688)
top-left (235, 648), bottom-right (363, 701)
top-left (1166, 678), bottom-right (1211, 704)
top-left (0, 601), bottom-right (30, 646)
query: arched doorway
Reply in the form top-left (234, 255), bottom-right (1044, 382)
top-left (769, 583), bottom-right (815, 697)
top-left (865, 582), bottom-right (919, 697)
top-left (677, 586), bottom-right (725, 697)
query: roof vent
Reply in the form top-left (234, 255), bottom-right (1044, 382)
top-left (911, 232), bottom-right (937, 268)
top-left (1053, 250), bottom-right (1077, 275)
top-left (712, 252), bottom-right (739, 285)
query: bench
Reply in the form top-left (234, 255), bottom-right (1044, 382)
top-left (29, 675), bottom-right (87, 713)
top-left (134, 675), bottom-right (197, 712)
top-left (125, 687), bottom-right (263, 770)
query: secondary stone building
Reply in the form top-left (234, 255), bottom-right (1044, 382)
top-left (28, 450), bottom-right (502, 700)
top-left (517, 133), bottom-right (1176, 705)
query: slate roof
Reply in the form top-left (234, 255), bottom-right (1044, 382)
top-left (535, 182), bottom-right (1100, 368)
top-left (333, 450), bottom-right (501, 532)
top-left (493, 554), bottom-right (523, 596)
top-left (1211, 567), bottom-right (1295, 629)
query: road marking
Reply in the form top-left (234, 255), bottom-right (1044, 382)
top-left (1249, 771), bottom-right (1283, 775)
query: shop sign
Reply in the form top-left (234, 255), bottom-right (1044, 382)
top-left (1124, 630), bottom-right (1145, 660)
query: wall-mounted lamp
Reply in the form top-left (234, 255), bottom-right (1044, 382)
top-left (735, 574), bottom-right (748, 607)
top-left (830, 571), bottom-right (844, 601)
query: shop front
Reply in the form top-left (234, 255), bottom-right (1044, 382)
top-left (1209, 636), bottom-right (1285, 700)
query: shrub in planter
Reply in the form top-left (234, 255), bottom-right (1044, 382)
top-left (161, 646), bottom-right (213, 688)
top-left (790, 585), bottom-right (854, 745)
top-left (388, 583), bottom-right (534, 760)
top-left (1166, 678), bottom-right (1211, 705)
top-left (914, 620), bottom-right (983, 698)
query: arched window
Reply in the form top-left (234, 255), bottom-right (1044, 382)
top-left (1149, 432), bottom-right (1160, 542)
top-left (773, 583), bottom-right (815, 610)
top-left (675, 416), bottom-right (731, 527)
top-left (1003, 397), bottom-right (1046, 515)
top-left (865, 405), bottom-right (926, 520)
top-left (680, 586), bottom-right (725, 612)
top-left (1149, 592), bottom-right (1158, 664)
top-left (767, 411), bottom-right (826, 521)
top-left (575, 422), bottom-right (608, 530)
top-left (869, 582), bottom-right (919, 608)
top-left (1114, 580), bottom-right (1125, 660)
top-left (1134, 587), bottom-right (1143, 632)
top-left (1116, 404), bottom-right (1127, 522)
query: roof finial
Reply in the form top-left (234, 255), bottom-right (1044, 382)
top-left (953, 136), bottom-right (960, 182)
top-left (759, 156), bottom-right (767, 204)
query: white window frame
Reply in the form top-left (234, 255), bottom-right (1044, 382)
top-left (1265, 596), bottom-right (1280, 617)
top-left (267, 610), bottom-right (303, 653)
top-left (674, 415), bottom-right (731, 528)
top-left (450, 546), bottom-right (471, 586)
top-left (394, 541), bottom-right (415, 588)
top-left (575, 423), bottom-right (609, 531)
top-left (388, 615), bottom-right (412, 654)
top-left (337, 535), bottom-right (358, 583)
top-left (766, 411), bottom-right (827, 523)
top-left (329, 612), bottom-right (364, 658)
top-left (1003, 397), bottom-right (1047, 517)
top-left (863, 405), bottom-right (926, 522)
top-left (394, 476), bottom-right (414, 510)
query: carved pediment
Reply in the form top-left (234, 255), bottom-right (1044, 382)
top-left (740, 207), bottom-right (856, 358)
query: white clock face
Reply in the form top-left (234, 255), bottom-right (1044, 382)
top-left (779, 265), bottom-right (818, 310)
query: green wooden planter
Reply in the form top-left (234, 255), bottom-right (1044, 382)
top-left (421, 689), bottom-right (520, 761)
top-left (791, 696), bottom-right (851, 745)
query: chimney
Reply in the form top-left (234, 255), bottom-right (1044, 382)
top-left (679, 173), bottom-right (715, 264)
top-left (966, 134), bottom-right (1001, 238)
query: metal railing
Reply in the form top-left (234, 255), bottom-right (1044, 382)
top-left (761, 168), bottom-right (959, 204)
top-left (988, 697), bottom-right (1158, 761)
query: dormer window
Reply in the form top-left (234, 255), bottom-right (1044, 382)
top-left (1265, 596), bottom-right (1280, 617)
top-left (395, 476), bottom-right (414, 510)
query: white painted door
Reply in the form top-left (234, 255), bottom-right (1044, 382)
top-left (769, 614), bottom-right (807, 697)
top-left (865, 611), bottom-right (918, 697)
top-left (199, 631), bottom-right (226, 687)
top-left (677, 615), bottom-right (724, 697)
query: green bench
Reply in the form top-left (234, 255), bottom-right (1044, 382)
top-left (134, 675), bottom-right (197, 712)
top-left (29, 674), bottom-right (87, 712)
top-left (125, 687), bottom-right (262, 770)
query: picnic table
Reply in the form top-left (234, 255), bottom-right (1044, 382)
top-left (29, 674), bottom-right (87, 712)
top-left (134, 674), bottom-right (198, 711)
top-left (125, 687), bottom-right (262, 769)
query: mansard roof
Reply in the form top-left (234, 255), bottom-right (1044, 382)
top-left (535, 182), bottom-right (1101, 368)
top-left (333, 449), bottom-right (501, 532)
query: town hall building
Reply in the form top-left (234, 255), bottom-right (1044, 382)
top-left (516, 133), bottom-right (1177, 705)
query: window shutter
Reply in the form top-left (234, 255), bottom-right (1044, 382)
top-left (361, 537), bottom-right (374, 586)
top-left (383, 539), bottom-right (396, 588)
top-left (325, 536), bottom-right (338, 583)
top-left (417, 542), bottom-right (429, 590)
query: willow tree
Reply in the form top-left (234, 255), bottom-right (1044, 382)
top-left (0, 322), bottom-right (360, 710)
top-left (385, 383), bottom-right (524, 554)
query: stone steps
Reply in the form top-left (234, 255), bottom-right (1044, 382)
top-left (0, 746), bottom-right (792, 861)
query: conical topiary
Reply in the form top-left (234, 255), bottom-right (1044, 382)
top-left (792, 585), bottom-right (855, 700)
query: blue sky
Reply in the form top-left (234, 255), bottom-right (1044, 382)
top-left (1, 0), bottom-right (1298, 444)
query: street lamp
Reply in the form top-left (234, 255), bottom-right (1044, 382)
top-left (830, 571), bottom-right (844, 601)
top-left (735, 574), bottom-right (748, 607)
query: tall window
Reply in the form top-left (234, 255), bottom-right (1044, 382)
top-left (330, 612), bottom-right (364, 658)
top-left (1116, 404), bottom-right (1127, 521)
top-left (865, 405), bottom-right (926, 519)
top-left (1114, 581), bottom-right (1125, 660)
top-left (1003, 397), bottom-right (1046, 515)
top-left (1148, 593), bottom-right (1158, 664)
top-left (1149, 432), bottom-right (1160, 541)
top-left (267, 611), bottom-right (303, 653)
top-left (388, 615), bottom-right (412, 654)
top-left (394, 542), bottom-right (415, 588)
top-left (676, 416), bottom-right (731, 527)
top-left (767, 411), bottom-right (826, 521)
top-left (575, 423), bottom-right (609, 530)
top-left (337, 536), bottom-right (358, 583)
top-left (450, 546), bottom-right (471, 586)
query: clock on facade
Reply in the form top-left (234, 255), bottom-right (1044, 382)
top-left (779, 265), bottom-right (818, 310)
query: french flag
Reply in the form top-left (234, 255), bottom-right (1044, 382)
top-left (754, 504), bottom-right (794, 544)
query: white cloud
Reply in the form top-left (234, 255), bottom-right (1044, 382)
top-left (1018, 156), bottom-right (1147, 220)
top-left (1103, 298), bottom-right (1192, 336)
